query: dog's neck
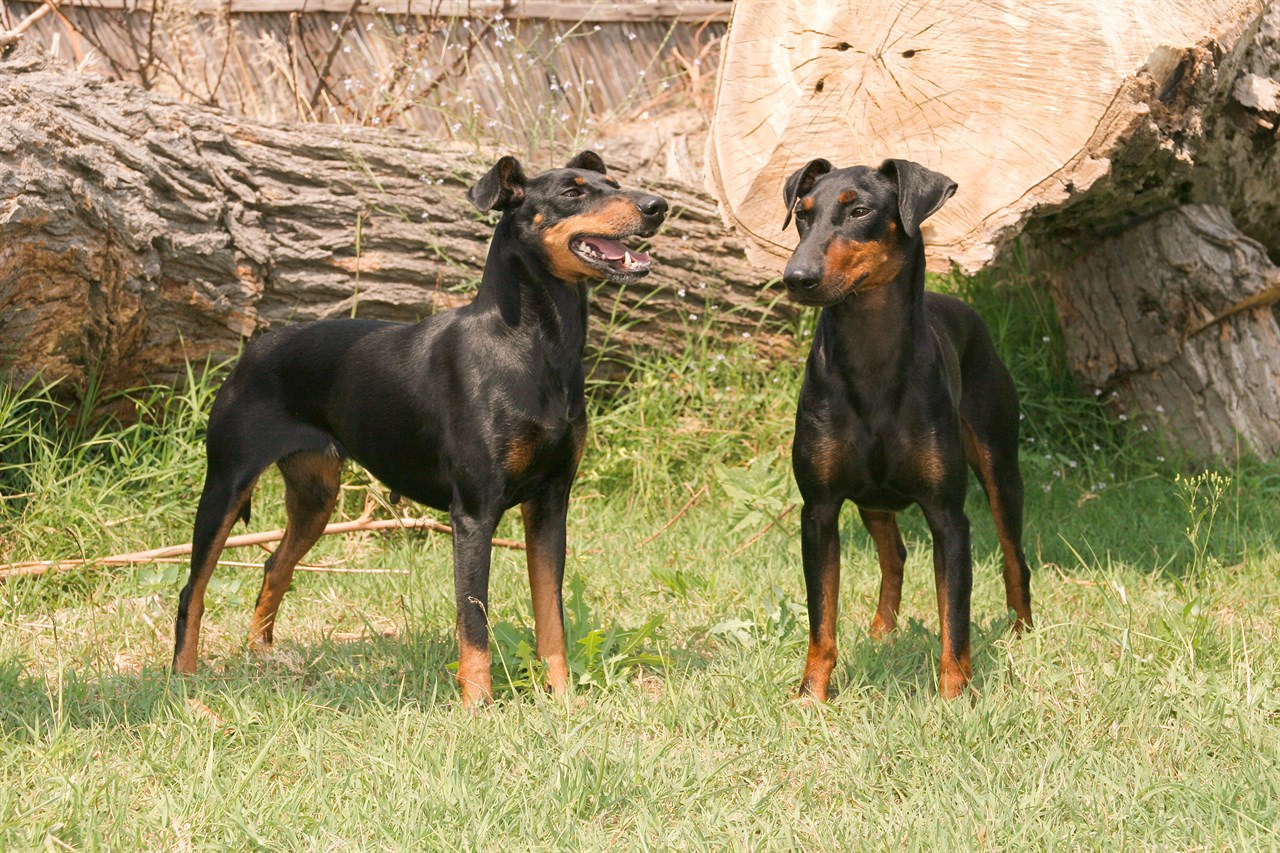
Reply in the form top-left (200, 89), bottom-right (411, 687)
top-left (474, 216), bottom-right (590, 364)
top-left (818, 240), bottom-right (929, 396)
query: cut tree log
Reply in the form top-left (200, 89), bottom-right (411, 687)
top-left (707, 0), bottom-right (1265, 272)
top-left (707, 0), bottom-right (1280, 460)
top-left (0, 50), bottom-right (785, 397)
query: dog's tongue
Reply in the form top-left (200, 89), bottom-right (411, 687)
top-left (581, 237), bottom-right (649, 264)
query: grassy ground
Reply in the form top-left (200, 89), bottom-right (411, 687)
top-left (2, 271), bottom-right (1279, 850)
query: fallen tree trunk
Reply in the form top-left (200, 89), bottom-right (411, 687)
top-left (0, 51), bottom-right (784, 398)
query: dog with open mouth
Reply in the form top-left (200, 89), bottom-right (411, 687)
top-left (171, 151), bottom-right (667, 706)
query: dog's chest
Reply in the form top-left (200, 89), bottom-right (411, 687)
top-left (503, 408), bottom-right (587, 482)
top-left (799, 400), bottom-right (947, 511)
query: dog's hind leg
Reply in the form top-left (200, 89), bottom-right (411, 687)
top-left (859, 508), bottom-right (907, 638)
top-left (961, 422), bottom-right (1033, 632)
top-left (173, 470), bottom-right (259, 674)
top-left (246, 450), bottom-right (343, 652)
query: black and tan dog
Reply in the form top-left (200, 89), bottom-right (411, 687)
top-left (780, 158), bottom-right (1032, 700)
top-left (172, 152), bottom-right (667, 706)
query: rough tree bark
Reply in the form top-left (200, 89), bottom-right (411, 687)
top-left (1051, 206), bottom-right (1280, 459)
top-left (1025, 3), bottom-right (1280, 460)
top-left (707, 0), bottom-right (1280, 461)
top-left (0, 51), bottom-right (783, 397)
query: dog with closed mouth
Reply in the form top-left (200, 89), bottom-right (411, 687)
top-left (780, 157), bottom-right (1032, 700)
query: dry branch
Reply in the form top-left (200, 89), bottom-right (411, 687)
top-left (639, 484), bottom-right (707, 546)
top-left (0, 512), bottom-right (524, 580)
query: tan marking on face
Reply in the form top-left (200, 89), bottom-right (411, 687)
top-left (539, 197), bottom-right (646, 282)
top-left (533, 213), bottom-right (545, 226)
top-left (823, 222), bottom-right (905, 296)
top-left (800, 197), bottom-right (815, 212)
top-left (574, 176), bottom-right (587, 185)
top-left (838, 190), bottom-right (859, 205)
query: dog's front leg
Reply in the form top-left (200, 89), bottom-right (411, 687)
top-left (796, 498), bottom-right (843, 701)
top-left (451, 504), bottom-right (498, 708)
top-left (521, 485), bottom-right (571, 695)
top-left (922, 503), bottom-right (973, 699)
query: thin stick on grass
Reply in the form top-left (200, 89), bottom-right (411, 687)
top-left (0, 513), bottom-right (524, 580)
top-left (730, 504), bottom-right (796, 556)
top-left (639, 485), bottom-right (708, 547)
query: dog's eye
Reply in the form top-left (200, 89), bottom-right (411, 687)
top-left (561, 187), bottom-right (585, 198)
top-left (848, 207), bottom-right (871, 219)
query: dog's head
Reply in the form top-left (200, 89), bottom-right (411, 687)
top-left (779, 158), bottom-right (955, 307)
top-left (468, 152), bottom-right (668, 284)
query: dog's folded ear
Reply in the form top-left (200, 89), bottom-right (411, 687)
top-left (467, 156), bottom-right (528, 212)
top-left (782, 158), bottom-right (833, 229)
top-left (565, 150), bottom-right (607, 174)
top-left (879, 159), bottom-right (957, 239)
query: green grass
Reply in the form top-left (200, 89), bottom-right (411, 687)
top-left (3, 271), bottom-right (1279, 850)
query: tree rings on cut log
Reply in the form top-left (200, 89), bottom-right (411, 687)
top-left (707, 0), bottom-right (1264, 272)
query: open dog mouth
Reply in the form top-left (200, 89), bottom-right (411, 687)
top-left (569, 235), bottom-right (652, 276)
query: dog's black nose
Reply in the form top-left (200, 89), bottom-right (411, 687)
top-left (636, 195), bottom-right (668, 218)
top-left (784, 266), bottom-right (823, 292)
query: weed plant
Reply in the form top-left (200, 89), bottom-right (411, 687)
top-left (2, 264), bottom-right (1279, 848)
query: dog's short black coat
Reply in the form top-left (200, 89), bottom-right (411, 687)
top-left (172, 151), bottom-right (667, 706)
top-left (780, 158), bottom-right (1032, 700)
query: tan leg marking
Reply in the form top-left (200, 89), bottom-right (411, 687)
top-left (174, 481), bottom-right (257, 674)
top-left (522, 502), bottom-right (569, 694)
top-left (246, 452), bottom-right (341, 651)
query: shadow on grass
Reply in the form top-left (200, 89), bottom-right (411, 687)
top-left (0, 629), bottom-right (467, 740)
top-left (831, 612), bottom-right (1020, 701)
